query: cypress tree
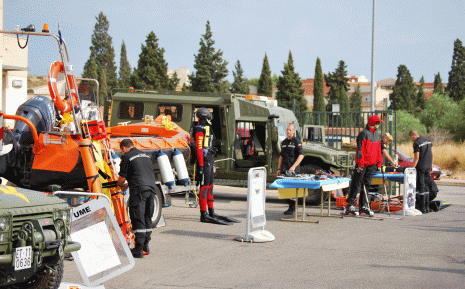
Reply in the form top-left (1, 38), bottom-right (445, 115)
top-left (324, 60), bottom-right (349, 121)
top-left (350, 84), bottom-right (363, 126)
top-left (313, 57), bottom-right (325, 112)
top-left (433, 72), bottom-right (444, 94)
top-left (131, 31), bottom-right (171, 90)
top-left (446, 39), bottom-right (465, 102)
top-left (388, 64), bottom-right (417, 113)
top-left (257, 54), bottom-right (273, 97)
top-left (190, 21), bottom-right (229, 92)
top-left (83, 12), bottom-right (117, 89)
top-left (415, 76), bottom-right (426, 115)
top-left (231, 60), bottom-right (249, 94)
top-left (276, 51), bottom-right (307, 112)
top-left (118, 41), bottom-right (131, 88)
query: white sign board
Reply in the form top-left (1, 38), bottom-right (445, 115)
top-left (70, 198), bottom-right (134, 287)
top-left (236, 167), bottom-right (274, 243)
top-left (402, 168), bottom-right (417, 215)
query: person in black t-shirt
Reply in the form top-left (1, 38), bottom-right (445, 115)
top-left (117, 139), bottom-right (156, 258)
top-left (277, 123), bottom-right (304, 215)
top-left (409, 130), bottom-right (434, 213)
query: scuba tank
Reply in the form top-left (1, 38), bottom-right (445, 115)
top-left (157, 150), bottom-right (175, 191)
top-left (172, 148), bottom-right (189, 186)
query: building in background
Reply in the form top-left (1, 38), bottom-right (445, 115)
top-left (0, 0), bottom-right (29, 127)
top-left (168, 67), bottom-right (190, 91)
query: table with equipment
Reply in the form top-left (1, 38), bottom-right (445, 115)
top-left (269, 176), bottom-right (351, 223)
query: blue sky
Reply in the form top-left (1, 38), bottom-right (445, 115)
top-left (3, 0), bottom-right (465, 83)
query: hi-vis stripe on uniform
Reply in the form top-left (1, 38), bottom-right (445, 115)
top-left (133, 228), bottom-right (153, 233)
top-left (129, 153), bottom-right (150, 161)
top-left (418, 141), bottom-right (432, 147)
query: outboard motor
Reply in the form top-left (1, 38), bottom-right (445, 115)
top-left (13, 95), bottom-right (56, 145)
top-left (172, 148), bottom-right (189, 186)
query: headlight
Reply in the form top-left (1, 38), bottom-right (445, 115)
top-left (0, 232), bottom-right (8, 242)
top-left (0, 216), bottom-right (10, 231)
top-left (54, 210), bottom-right (69, 222)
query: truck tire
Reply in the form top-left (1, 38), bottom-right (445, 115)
top-left (151, 187), bottom-right (163, 228)
top-left (7, 262), bottom-right (64, 289)
top-left (300, 164), bottom-right (330, 205)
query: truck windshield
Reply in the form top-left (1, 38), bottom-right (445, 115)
top-left (277, 122), bottom-right (301, 143)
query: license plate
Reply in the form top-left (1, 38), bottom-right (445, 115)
top-left (15, 246), bottom-right (32, 271)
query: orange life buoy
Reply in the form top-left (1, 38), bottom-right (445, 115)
top-left (47, 61), bottom-right (79, 113)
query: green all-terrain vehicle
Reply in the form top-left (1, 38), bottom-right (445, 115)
top-left (109, 90), bottom-right (355, 203)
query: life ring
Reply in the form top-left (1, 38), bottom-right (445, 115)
top-left (48, 61), bottom-right (79, 113)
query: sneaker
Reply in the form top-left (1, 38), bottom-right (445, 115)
top-left (359, 206), bottom-right (374, 217)
top-left (343, 205), bottom-right (359, 216)
top-left (130, 248), bottom-right (144, 258)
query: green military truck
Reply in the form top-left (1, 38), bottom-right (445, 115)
top-left (0, 185), bottom-right (80, 288)
top-left (109, 90), bottom-right (355, 201)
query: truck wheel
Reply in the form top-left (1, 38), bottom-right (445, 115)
top-left (151, 187), bottom-right (163, 228)
top-left (300, 164), bottom-right (330, 205)
top-left (9, 262), bottom-right (64, 289)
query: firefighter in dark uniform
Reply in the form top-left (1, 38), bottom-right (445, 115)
top-left (117, 139), bottom-right (156, 258)
top-left (277, 123), bottom-right (304, 215)
top-left (409, 130), bottom-right (437, 213)
top-left (344, 115), bottom-right (383, 216)
top-left (194, 108), bottom-right (239, 225)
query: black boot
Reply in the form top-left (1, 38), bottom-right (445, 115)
top-left (424, 192), bottom-right (430, 213)
top-left (208, 208), bottom-right (240, 223)
top-left (131, 245), bottom-right (144, 258)
top-left (200, 211), bottom-right (232, 225)
top-left (416, 192), bottom-right (427, 214)
top-left (284, 199), bottom-right (296, 215)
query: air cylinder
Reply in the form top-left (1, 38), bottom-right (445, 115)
top-left (157, 151), bottom-right (175, 191)
top-left (172, 148), bottom-right (189, 186)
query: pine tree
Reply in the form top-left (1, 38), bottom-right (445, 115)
top-left (257, 54), bottom-right (273, 97)
top-left (98, 68), bottom-right (108, 107)
top-left (349, 85), bottom-right (363, 126)
top-left (169, 72), bottom-right (180, 90)
top-left (446, 39), bottom-right (465, 102)
top-left (276, 51), bottom-right (307, 112)
top-left (131, 31), bottom-right (171, 90)
top-left (190, 21), bottom-right (229, 92)
top-left (388, 64), bottom-right (417, 113)
top-left (118, 41), bottom-right (131, 88)
top-left (324, 60), bottom-right (349, 113)
top-left (433, 72), bottom-right (444, 94)
top-left (313, 57), bottom-right (325, 112)
top-left (82, 12), bottom-right (117, 88)
top-left (230, 60), bottom-right (249, 94)
top-left (415, 76), bottom-right (426, 116)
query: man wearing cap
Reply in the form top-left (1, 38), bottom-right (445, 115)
top-left (381, 133), bottom-right (397, 166)
top-left (344, 115), bottom-right (383, 216)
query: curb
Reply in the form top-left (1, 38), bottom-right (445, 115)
top-left (435, 180), bottom-right (465, 187)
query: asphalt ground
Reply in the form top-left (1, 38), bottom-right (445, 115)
top-left (62, 184), bottom-right (465, 288)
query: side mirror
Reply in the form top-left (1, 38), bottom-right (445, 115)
top-left (268, 114), bottom-right (279, 120)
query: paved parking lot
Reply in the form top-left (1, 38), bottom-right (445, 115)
top-left (63, 185), bottom-right (465, 288)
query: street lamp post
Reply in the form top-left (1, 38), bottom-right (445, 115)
top-left (370, 0), bottom-right (376, 112)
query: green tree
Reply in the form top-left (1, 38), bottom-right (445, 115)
top-left (170, 72), bottom-right (180, 90)
top-left (189, 21), bottom-right (229, 92)
top-left (97, 68), bottom-right (109, 124)
top-left (419, 93), bottom-right (460, 133)
top-left (230, 60), bottom-right (249, 94)
top-left (324, 60), bottom-right (349, 111)
top-left (396, 110), bottom-right (427, 142)
top-left (451, 99), bottom-right (465, 141)
top-left (118, 41), bottom-right (131, 88)
top-left (257, 53), bottom-right (273, 97)
top-left (85, 58), bottom-right (98, 81)
top-left (414, 76), bottom-right (426, 116)
top-left (349, 84), bottom-right (363, 126)
top-left (313, 57), bottom-right (325, 112)
top-left (447, 39), bottom-right (465, 102)
top-left (433, 72), bottom-right (444, 94)
top-left (388, 64), bottom-right (416, 113)
top-left (82, 12), bottom-right (117, 89)
top-left (276, 51), bottom-right (307, 112)
top-left (131, 31), bottom-right (171, 90)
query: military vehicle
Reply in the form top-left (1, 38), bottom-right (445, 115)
top-left (109, 90), bottom-right (355, 202)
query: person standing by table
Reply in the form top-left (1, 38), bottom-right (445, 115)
top-left (277, 123), bottom-right (304, 215)
top-left (117, 139), bottom-right (156, 258)
top-left (381, 133), bottom-right (397, 166)
top-left (409, 130), bottom-right (436, 213)
top-left (344, 115), bottom-right (383, 216)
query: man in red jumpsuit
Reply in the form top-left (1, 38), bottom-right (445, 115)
top-left (194, 108), bottom-right (239, 225)
top-left (344, 115), bottom-right (383, 216)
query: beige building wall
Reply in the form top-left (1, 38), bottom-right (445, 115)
top-left (0, 0), bottom-right (29, 127)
